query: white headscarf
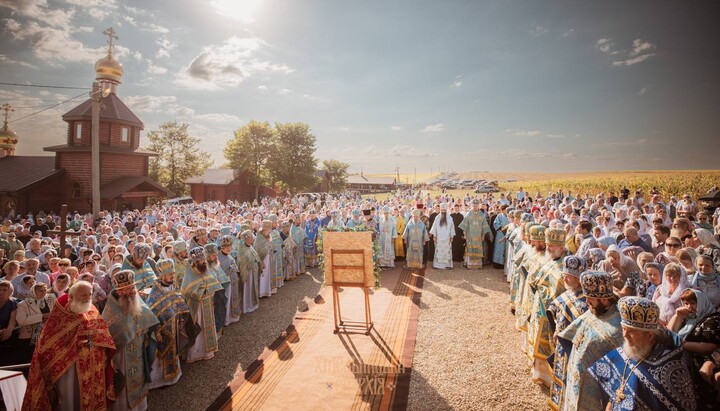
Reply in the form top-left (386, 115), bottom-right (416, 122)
top-left (654, 263), bottom-right (691, 323)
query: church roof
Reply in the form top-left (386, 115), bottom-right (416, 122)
top-left (0, 156), bottom-right (62, 192)
top-left (185, 168), bottom-right (241, 185)
top-left (101, 176), bottom-right (174, 199)
top-left (43, 144), bottom-right (157, 156)
top-left (62, 93), bottom-right (143, 128)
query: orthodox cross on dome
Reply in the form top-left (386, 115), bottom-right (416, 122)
top-left (103, 27), bottom-right (118, 57)
top-left (1, 103), bottom-right (14, 128)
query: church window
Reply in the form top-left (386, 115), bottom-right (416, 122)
top-left (71, 182), bottom-right (82, 198)
top-left (75, 123), bottom-right (82, 139)
top-left (121, 127), bottom-right (129, 142)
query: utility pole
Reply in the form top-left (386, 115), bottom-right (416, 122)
top-left (91, 81), bottom-right (101, 218)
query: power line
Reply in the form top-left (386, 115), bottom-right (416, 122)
top-left (9, 91), bottom-right (88, 123)
top-left (0, 81), bottom-right (92, 90)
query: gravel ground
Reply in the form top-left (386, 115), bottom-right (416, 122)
top-left (408, 267), bottom-right (548, 411)
top-left (148, 269), bottom-right (325, 410)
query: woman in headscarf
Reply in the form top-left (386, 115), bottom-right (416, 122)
top-left (692, 254), bottom-right (720, 308)
top-left (596, 236), bottom-right (616, 252)
top-left (587, 248), bottom-right (605, 271)
top-left (667, 289), bottom-right (720, 408)
top-left (616, 252), bottom-right (655, 297)
top-left (15, 282), bottom-right (56, 363)
top-left (652, 262), bottom-right (691, 325)
top-left (599, 244), bottom-right (639, 289)
top-left (677, 247), bottom-right (698, 276)
top-left (655, 236), bottom-right (683, 266)
top-left (688, 228), bottom-right (720, 269)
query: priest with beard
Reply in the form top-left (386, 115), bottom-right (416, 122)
top-left (180, 247), bottom-right (223, 363)
top-left (450, 204), bottom-right (465, 263)
top-left (121, 243), bottom-right (157, 295)
top-left (23, 281), bottom-right (116, 411)
top-left (590, 297), bottom-right (696, 411)
top-left (557, 271), bottom-right (623, 411)
top-left (146, 259), bottom-right (196, 390)
top-left (236, 230), bottom-right (261, 314)
top-left (103, 270), bottom-right (159, 411)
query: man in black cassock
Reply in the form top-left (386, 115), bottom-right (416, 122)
top-left (450, 204), bottom-right (465, 262)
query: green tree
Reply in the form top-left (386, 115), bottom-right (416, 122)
top-left (224, 120), bottom-right (275, 200)
top-left (268, 122), bottom-right (318, 193)
top-left (322, 159), bottom-right (350, 192)
top-left (146, 121), bottom-right (212, 197)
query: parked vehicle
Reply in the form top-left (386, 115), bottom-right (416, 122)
top-left (475, 185), bottom-right (499, 193)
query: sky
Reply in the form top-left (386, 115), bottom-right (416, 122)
top-left (1, 0), bottom-right (719, 174)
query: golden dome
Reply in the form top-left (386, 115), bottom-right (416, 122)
top-left (95, 53), bottom-right (123, 84)
top-left (0, 122), bottom-right (18, 150)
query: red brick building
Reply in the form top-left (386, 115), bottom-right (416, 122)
top-left (186, 169), bottom-right (276, 203)
top-left (0, 37), bottom-right (171, 217)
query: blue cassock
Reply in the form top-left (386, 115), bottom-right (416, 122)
top-left (492, 213), bottom-right (509, 265)
top-left (589, 344), bottom-right (697, 411)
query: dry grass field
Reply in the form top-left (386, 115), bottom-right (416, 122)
top-left (365, 170), bottom-right (720, 201)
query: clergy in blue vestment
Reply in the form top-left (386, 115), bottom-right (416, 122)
top-left (557, 271), bottom-right (623, 411)
top-left (492, 204), bottom-right (510, 269)
top-left (546, 256), bottom-right (589, 411)
top-left (589, 296), bottom-right (696, 411)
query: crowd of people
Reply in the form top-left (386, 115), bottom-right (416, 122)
top-left (0, 186), bottom-right (719, 410)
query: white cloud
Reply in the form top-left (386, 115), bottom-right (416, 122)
top-left (0, 0), bottom-right (75, 28)
top-left (545, 134), bottom-right (565, 139)
top-left (257, 85), bottom-right (267, 91)
top-left (142, 23), bottom-right (169, 34)
top-left (450, 74), bottom-right (462, 88)
top-left (491, 149), bottom-right (558, 160)
top-left (421, 123), bottom-right (444, 132)
top-left (194, 113), bottom-right (242, 124)
top-left (612, 53), bottom-right (655, 67)
top-left (390, 126), bottom-right (402, 131)
top-left (638, 86), bottom-right (649, 96)
top-left (122, 15), bottom-right (137, 26)
top-left (133, 51), bottom-right (143, 61)
top-left (504, 128), bottom-right (542, 137)
top-left (87, 8), bottom-right (109, 20)
top-left (277, 88), bottom-right (291, 95)
top-left (593, 138), bottom-right (649, 148)
top-left (147, 61), bottom-right (168, 75)
top-left (629, 39), bottom-right (656, 56)
top-left (530, 26), bottom-right (549, 36)
top-left (563, 29), bottom-right (575, 37)
top-left (597, 37), bottom-right (656, 67)
top-left (3, 19), bottom-right (129, 65)
top-left (124, 95), bottom-right (177, 113)
top-left (596, 38), bottom-right (614, 54)
top-left (155, 37), bottom-right (176, 59)
top-left (323, 144), bottom-right (440, 162)
top-left (178, 36), bottom-right (294, 89)
top-left (64, 0), bottom-right (117, 20)
top-left (0, 53), bottom-right (37, 69)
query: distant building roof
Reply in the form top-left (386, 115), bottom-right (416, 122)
top-left (100, 176), bottom-right (174, 199)
top-left (185, 169), bottom-right (241, 185)
top-left (347, 175), bottom-right (396, 185)
top-left (62, 94), bottom-right (143, 128)
top-left (0, 156), bottom-right (61, 192)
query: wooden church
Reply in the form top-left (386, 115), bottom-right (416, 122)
top-left (0, 29), bottom-right (172, 217)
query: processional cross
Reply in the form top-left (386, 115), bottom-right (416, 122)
top-left (47, 205), bottom-right (82, 251)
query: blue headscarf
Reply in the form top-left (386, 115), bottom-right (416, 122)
top-left (597, 236), bottom-right (616, 249)
top-left (677, 289), bottom-right (717, 340)
top-left (690, 256), bottom-right (719, 288)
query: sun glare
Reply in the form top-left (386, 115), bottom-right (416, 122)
top-left (212, 0), bottom-right (263, 23)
